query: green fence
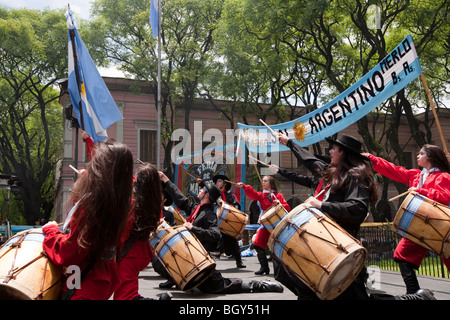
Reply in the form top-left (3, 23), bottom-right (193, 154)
top-left (360, 223), bottom-right (449, 278)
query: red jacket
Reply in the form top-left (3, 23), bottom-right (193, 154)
top-left (113, 211), bottom-right (154, 300)
top-left (368, 154), bottom-right (450, 205)
top-left (84, 136), bottom-right (96, 160)
top-left (43, 211), bottom-right (119, 300)
top-left (242, 184), bottom-right (290, 249)
top-left (242, 184), bottom-right (290, 212)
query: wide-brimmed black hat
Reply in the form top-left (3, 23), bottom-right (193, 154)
top-left (212, 174), bottom-right (232, 191)
top-left (325, 134), bottom-right (369, 161)
top-left (199, 180), bottom-right (222, 203)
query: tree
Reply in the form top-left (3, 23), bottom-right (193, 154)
top-left (0, 8), bottom-right (67, 224)
top-left (218, 0), bottom-right (449, 221)
top-left (91, 0), bottom-right (224, 178)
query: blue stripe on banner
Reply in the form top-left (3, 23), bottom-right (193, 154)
top-left (398, 196), bottom-right (424, 237)
top-left (238, 34), bottom-right (423, 152)
top-left (159, 230), bottom-right (190, 258)
top-left (4, 233), bottom-right (44, 247)
top-left (273, 209), bottom-right (316, 259)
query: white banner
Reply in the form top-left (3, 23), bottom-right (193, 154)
top-left (238, 34), bottom-right (423, 153)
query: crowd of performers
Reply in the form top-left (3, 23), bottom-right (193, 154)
top-left (37, 129), bottom-right (450, 300)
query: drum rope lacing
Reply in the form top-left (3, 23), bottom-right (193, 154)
top-left (217, 202), bottom-right (248, 239)
top-left (158, 229), bottom-right (213, 287)
top-left (0, 231), bottom-right (65, 299)
top-left (273, 208), bottom-right (353, 291)
top-left (398, 202), bottom-right (450, 256)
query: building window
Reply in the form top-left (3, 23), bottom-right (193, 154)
top-left (404, 151), bottom-right (413, 169)
top-left (139, 129), bottom-right (157, 163)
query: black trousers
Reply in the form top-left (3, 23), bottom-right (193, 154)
top-left (152, 256), bottom-right (243, 294)
top-left (273, 259), bottom-right (370, 300)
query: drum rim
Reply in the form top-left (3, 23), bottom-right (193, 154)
top-left (154, 227), bottom-right (217, 291)
top-left (318, 244), bottom-right (367, 300)
top-left (179, 260), bottom-right (216, 291)
top-left (0, 283), bottom-right (33, 300)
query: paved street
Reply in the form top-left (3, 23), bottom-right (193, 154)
top-left (138, 253), bottom-right (450, 301)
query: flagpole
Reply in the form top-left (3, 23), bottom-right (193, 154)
top-left (420, 73), bottom-right (448, 155)
top-left (156, 0), bottom-right (162, 170)
top-left (67, 5), bottom-right (85, 131)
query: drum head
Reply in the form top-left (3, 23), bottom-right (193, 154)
top-left (319, 245), bottom-right (367, 300)
top-left (182, 263), bottom-right (216, 291)
top-left (0, 283), bottom-right (32, 300)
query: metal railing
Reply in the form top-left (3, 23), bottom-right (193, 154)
top-left (360, 222), bottom-right (449, 278)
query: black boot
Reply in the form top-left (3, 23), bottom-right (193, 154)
top-left (235, 246), bottom-right (246, 268)
top-left (246, 280), bottom-right (283, 293)
top-left (398, 261), bottom-right (420, 294)
top-left (241, 280), bottom-right (283, 293)
top-left (255, 247), bottom-right (270, 275)
top-left (395, 289), bottom-right (436, 300)
top-left (132, 292), bottom-right (173, 300)
top-left (159, 279), bottom-right (176, 289)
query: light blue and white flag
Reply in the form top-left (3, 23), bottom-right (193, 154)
top-left (238, 34), bottom-right (423, 153)
top-left (149, 0), bottom-right (159, 38)
top-left (65, 9), bottom-right (123, 144)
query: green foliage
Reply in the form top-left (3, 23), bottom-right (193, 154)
top-left (0, 7), bottom-right (66, 224)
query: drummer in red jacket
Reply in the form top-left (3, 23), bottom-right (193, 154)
top-left (236, 176), bottom-right (290, 275)
top-left (43, 139), bottom-right (134, 300)
top-left (114, 163), bottom-right (172, 300)
top-left (363, 144), bottom-right (450, 297)
top-left (80, 130), bottom-right (170, 300)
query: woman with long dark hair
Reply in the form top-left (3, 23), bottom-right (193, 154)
top-left (275, 133), bottom-right (378, 300)
top-left (114, 163), bottom-right (166, 300)
top-left (43, 139), bottom-right (134, 300)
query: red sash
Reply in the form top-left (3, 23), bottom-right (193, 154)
top-left (314, 179), bottom-right (330, 201)
top-left (186, 203), bottom-right (207, 223)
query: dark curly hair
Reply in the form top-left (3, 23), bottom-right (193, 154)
top-left (421, 144), bottom-right (450, 173)
top-left (131, 163), bottom-right (163, 240)
top-left (322, 145), bottom-right (378, 204)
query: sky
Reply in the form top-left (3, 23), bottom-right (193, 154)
top-left (0, 0), bottom-right (93, 20)
top-left (0, 0), bottom-right (124, 77)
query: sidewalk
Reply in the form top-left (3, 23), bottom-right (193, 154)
top-left (138, 253), bottom-right (450, 301)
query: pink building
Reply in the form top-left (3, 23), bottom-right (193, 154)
top-left (55, 77), bottom-right (158, 222)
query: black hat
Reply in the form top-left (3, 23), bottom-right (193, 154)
top-left (212, 174), bottom-right (232, 191)
top-left (325, 134), bottom-right (369, 161)
top-left (199, 180), bottom-right (222, 203)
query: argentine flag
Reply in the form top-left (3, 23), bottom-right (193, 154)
top-left (65, 9), bottom-right (123, 144)
top-left (149, 0), bottom-right (159, 38)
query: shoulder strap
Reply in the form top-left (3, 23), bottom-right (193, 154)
top-left (119, 235), bottom-right (137, 260)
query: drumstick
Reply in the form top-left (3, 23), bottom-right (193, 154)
top-left (137, 158), bottom-right (145, 165)
top-left (388, 190), bottom-right (410, 202)
top-left (314, 188), bottom-right (327, 199)
top-left (69, 165), bottom-right (80, 174)
top-left (248, 155), bottom-right (270, 167)
top-left (186, 171), bottom-right (201, 181)
top-left (259, 119), bottom-right (278, 137)
top-left (224, 179), bottom-right (236, 185)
